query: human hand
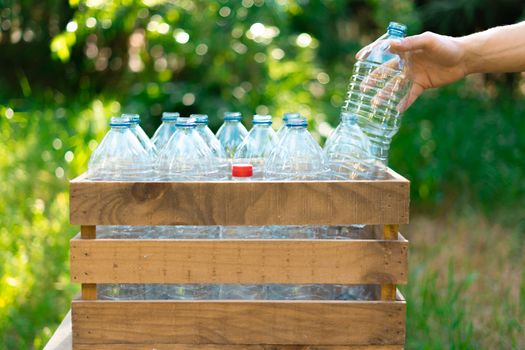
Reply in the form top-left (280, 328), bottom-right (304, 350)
top-left (388, 32), bottom-right (468, 110)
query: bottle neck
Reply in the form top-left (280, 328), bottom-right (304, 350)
top-left (225, 119), bottom-right (240, 124)
top-left (253, 123), bottom-right (272, 128)
top-left (176, 125), bottom-right (196, 129)
top-left (110, 126), bottom-right (129, 132)
top-left (387, 30), bottom-right (405, 39)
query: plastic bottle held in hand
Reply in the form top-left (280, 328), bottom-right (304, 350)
top-left (124, 114), bottom-right (158, 159)
top-left (275, 112), bottom-right (299, 140)
top-left (193, 114), bottom-right (229, 179)
top-left (342, 22), bottom-right (411, 178)
top-left (156, 116), bottom-right (218, 181)
top-left (265, 116), bottom-right (330, 180)
top-left (87, 116), bottom-right (154, 180)
top-left (151, 112), bottom-right (179, 151)
top-left (233, 114), bottom-right (277, 179)
top-left (324, 111), bottom-right (375, 179)
top-left (216, 111), bottom-right (248, 159)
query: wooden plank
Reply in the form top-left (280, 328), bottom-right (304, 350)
top-left (69, 176), bottom-right (410, 226)
top-left (42, 313), bottom-right (403, 350)
top-left (72, 299), bottom-right (406, 346)
top-left (381, 225), bottom-right (399, 301)
top-left (74, 344), bottom-right (403, 349)
top-left (70, 236), bottom-right (408, 284)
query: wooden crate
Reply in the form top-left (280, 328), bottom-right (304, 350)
top-left (69, 168), bottom-right (410, 349)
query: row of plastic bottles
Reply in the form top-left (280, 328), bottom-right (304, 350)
top-left (98, 284), bottom-right (376, 301)
top-left (87, 111), bottom-right (376, 181)
top-left (96, 224), bottom-right (373, 240)
top-left (87, 21), bottom-right (410, 182)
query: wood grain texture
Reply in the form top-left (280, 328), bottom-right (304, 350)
top-left (69, 172), bottom-right (410, 226)
top-left (72, 299), bottom-right (406, 346)
top-left (74, 344), bottom-right (403, 350)
top-left (70, 235), bottom-right (408, 284)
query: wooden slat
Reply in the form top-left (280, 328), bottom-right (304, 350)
top-left (72, 298), bottom-right (406, 346)
top-left (74, 344), bottom-right (403, 350)
top-left (45, 311), bottom-right (403, 350)
top-left (70, 235), bottom-right (408, 284)
top-left (69, 175), bottom-right (410, 226)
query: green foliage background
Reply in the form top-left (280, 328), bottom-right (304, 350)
top-left (0, 0), bottom-right (524, 349)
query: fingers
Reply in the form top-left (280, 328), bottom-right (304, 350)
top-left (370, 74), bottom-right (407, 108)
top-left (361, 57), bottom-right (403, 93)
top-left (390, 31), bottom-right (436, 53)
top-left (398, 84), bottom-right (425, 112)
top-left (356, 43), bottom-right (372, 60)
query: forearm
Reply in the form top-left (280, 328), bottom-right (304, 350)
top-left (458, 21), bottom-right (525, 74)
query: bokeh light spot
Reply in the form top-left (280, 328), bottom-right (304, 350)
top-left (174, 30), bottom-right (190, 44)
top-left (296, 33), bottom-right (312, 47)
top-left (182, 93), bottom-right (195, 106)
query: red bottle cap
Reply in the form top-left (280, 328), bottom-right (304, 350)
top-left (232, 164), bottom-right (253, 177)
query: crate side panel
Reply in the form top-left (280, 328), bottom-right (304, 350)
top-left (70, 180), bottom-right (409, 226)
top-left (72, 300), bottom-right (405, 346)
top-left (70, 238), bottom-right (408, 285)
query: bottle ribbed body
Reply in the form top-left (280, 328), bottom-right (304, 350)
top-left (342, 22), bottom-right (410, 177)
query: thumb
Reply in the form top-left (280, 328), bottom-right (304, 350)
top-left (390, 32), bottom-right (436, 53)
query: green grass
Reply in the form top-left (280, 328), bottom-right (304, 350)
top-left (404, 214), bottom-right (524, 349)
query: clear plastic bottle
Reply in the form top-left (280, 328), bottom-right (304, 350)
top-left (265, 116), bottom-right (330, 180)
top-left (220, 164), bottom-right (267, 299)
top-left (87, 116), bottom-right (154, 180)
top-left (342, 22), bottom-right (411, 177)
top-left (222, 164), bottom-right (271, 239)
top-left (267, 284), bottom-right (335, 300)
top-left (151, 112), bottom-right (179, 151)
top-left (216, 111), bottom-right (248, 159)
top-left (156, 116), bottom-right (218, 181)
top-left (124, 113), bottom-right (158, 160)
top-left (233, 114), bottom-right (277, 179)
top-left (193, 114), bottom-right (229, 179)
top-left (275, 112), bottom-right (299, 140)
top-left (324, 111), bottom-right (375, 180)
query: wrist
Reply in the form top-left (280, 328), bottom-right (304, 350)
top-left (454, 36), bottom-right (473, 76)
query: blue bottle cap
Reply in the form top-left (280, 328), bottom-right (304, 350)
top-left (110, 116), bottom-right (131, 127)
top-left (286, 115), bottom-right (307, 127)
top-left (224, 111), bottom-right (242, 121)
top-left (162, 112), bottom-right (180, 121)
top-left (176, 116), bottom-right (197, 127)
top-left (387, 22), bottom-right (407, 37)
top-left (191, 114), bottom-right (209, 124)
top-left (122, 113), bottom-right (140, 124)
top-left (253, 114), bottom-right (272, 125)
top-left (283, 112), bottom-right (300, 123)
